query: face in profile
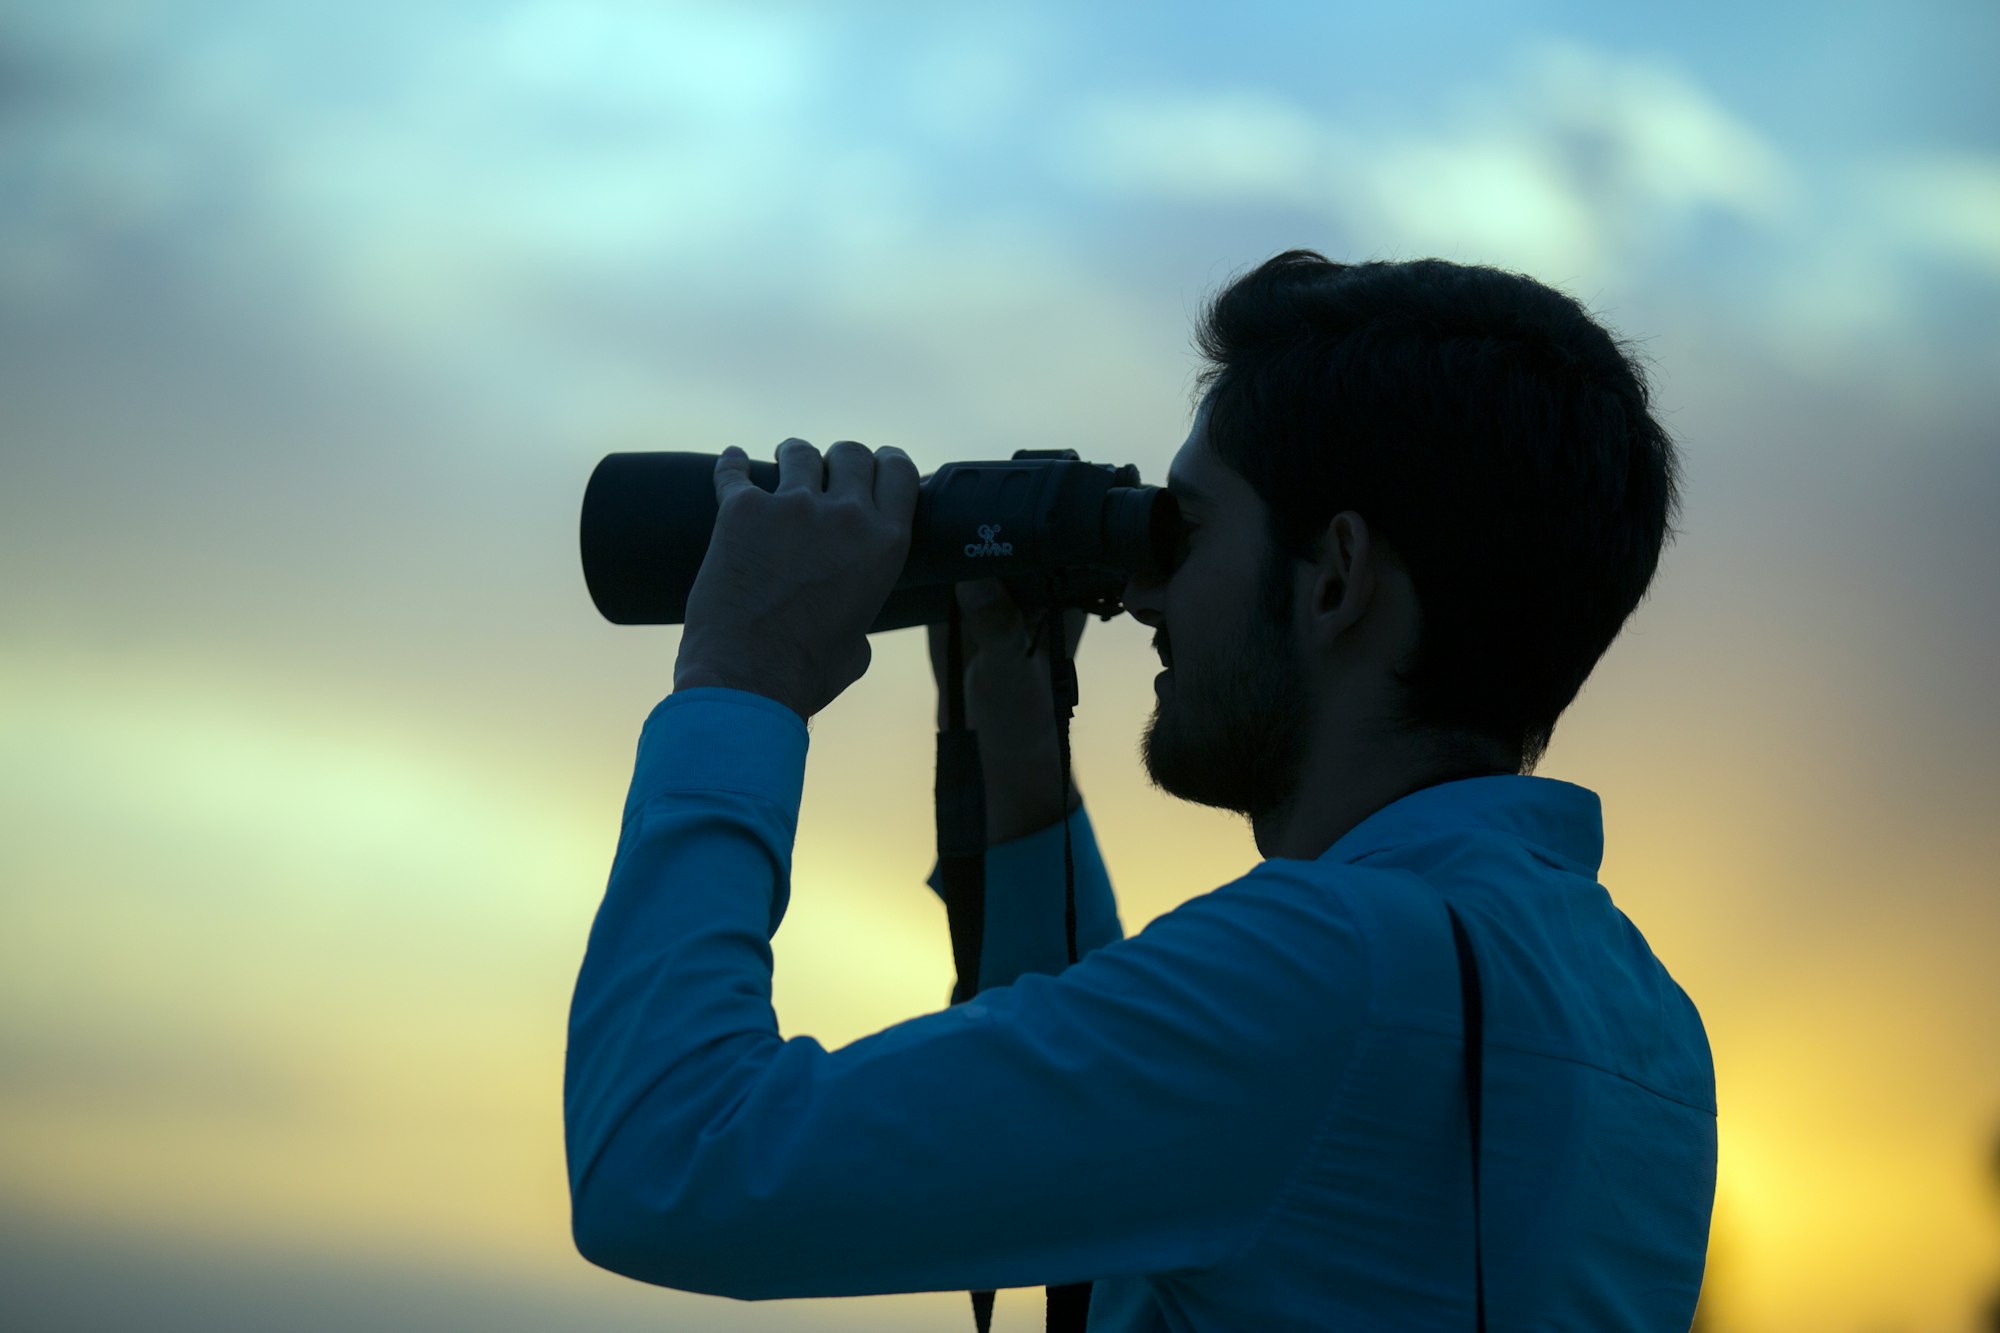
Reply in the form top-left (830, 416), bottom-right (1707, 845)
top-left (1136, 421), bottom-right (1312, 829)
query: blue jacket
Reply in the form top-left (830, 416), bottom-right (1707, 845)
top-left (566, 688), bottom-right (1716, 1329)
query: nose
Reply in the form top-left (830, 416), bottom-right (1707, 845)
top-left (1122, 569), bottom-right (1165, 630)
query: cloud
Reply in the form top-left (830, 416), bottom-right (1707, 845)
top-left (1517, 38), bottom-right (1794, 226)
top-left (1062, 91), bottom-right (1327, 205)
top-left (14, 7), bottom-right (1987, 428)
top-left (0, 2), bottom-right (1194, 452)
top-left (1865, 149), bottom-right (2000, 276)
top-left (1048, 35), bottom-right (2000, 399)
top-left (0, 4), bottom-right (832, 318)
top-left (1730, 146), bottom-right (2000, 390)
top-left (1057, 37), bottom-right (1797, 288)
top-left (0, 648), bottom-right (603, 927)
top-left (899, 13), bottom-right (1054, 145)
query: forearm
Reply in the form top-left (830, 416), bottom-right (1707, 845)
top-left (926, 790), bottom-right (1122, 993)
top-left (567, 691), bottom-right (803, 1263)
top-left (979, 739), bottom-right (1081, 847)
top-left (974, 791), bottom-right (1122, 986)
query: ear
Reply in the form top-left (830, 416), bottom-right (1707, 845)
top-left (1306, 512), bottom-right (1375, 648)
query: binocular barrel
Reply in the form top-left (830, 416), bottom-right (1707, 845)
top-left (580, 451), bottom-right (1182, 634)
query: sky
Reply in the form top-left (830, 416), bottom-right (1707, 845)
top-left (2, 1), bottom-right (1998, 1329)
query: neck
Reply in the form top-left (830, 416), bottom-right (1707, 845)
top-left (1252, 732), bottom-right (1516, 861)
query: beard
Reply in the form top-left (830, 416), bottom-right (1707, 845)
top-left (1140, 554), bottom-right (1309, 825)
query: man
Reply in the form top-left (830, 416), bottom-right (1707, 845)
top-left (565, 250), bottom-right (1717, 1329)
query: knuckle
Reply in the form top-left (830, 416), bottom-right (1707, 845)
top-left (829, 497), bottom-right (876, 534)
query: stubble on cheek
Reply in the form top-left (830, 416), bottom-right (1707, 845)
top-left (1139, 622), bottom-right (1309, 822)
top-left (1138, 666), bottom-right (1221, 806)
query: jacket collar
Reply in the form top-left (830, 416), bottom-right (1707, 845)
top-left (1319, 774), bottom-right (1604, 877)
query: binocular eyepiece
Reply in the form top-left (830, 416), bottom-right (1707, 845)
top-left (580, 449), bottom-right (1184, 634)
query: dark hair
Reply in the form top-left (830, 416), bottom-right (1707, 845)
top-left (1196, 250), bottom-right (1684, 775)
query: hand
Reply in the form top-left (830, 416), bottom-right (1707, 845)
top-left (927, 580), bottom-right (1087, 737)
top-left (928, 579), bottom-right (1088, 844)
top-left (674, 438), bottom-right (919, 721)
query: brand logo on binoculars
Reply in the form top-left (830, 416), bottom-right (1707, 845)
top-left (964, 524), bottom-right (1014, 558)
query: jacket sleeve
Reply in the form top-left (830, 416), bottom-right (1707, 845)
top-left (565, 687), bottom-right (1372, 1300)
top-left (924, 793), bottom-right (1126, 994)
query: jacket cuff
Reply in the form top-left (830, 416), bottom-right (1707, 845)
top-left (625, 687), bottom-right (810, 825)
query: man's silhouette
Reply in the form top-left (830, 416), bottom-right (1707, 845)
top-left (567, 250), bottom-right (1716, 1329)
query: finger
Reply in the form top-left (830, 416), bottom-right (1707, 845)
top-left (714, 446), bottom-right (754, 503)
top-left (824, 440), bottom-right (873, 500)
top-left (873, 444), bottom-right (920, 517)
top-left (774, 437), bottom-right (822, 493)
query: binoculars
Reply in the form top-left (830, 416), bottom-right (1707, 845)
top-left (580, 449), bottom-right (1184, 633)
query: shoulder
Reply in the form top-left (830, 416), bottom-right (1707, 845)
top-left (1113, 858), bottom-right (1441, 1022)
top-left (1164, 856), bottom-right (1403, 949)
top-left (1225, 857), bottom-right (1451, 959)
top-left (1048, 860), bottom-right (1406, 1106)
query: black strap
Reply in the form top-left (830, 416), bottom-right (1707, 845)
top-left (937, 596), bottom-right (987, 1008)
top-left (1042, 594), bottom-right (1091, 1328)
top-left (1446, 903), bottom-right (1487, 1332)
top-left (938, 597), bottom-right (997, 1328)
top-left (1043, 593), bottom-right (1081, 972)
top-left (935, 593), bottom-right (1093, 1333)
